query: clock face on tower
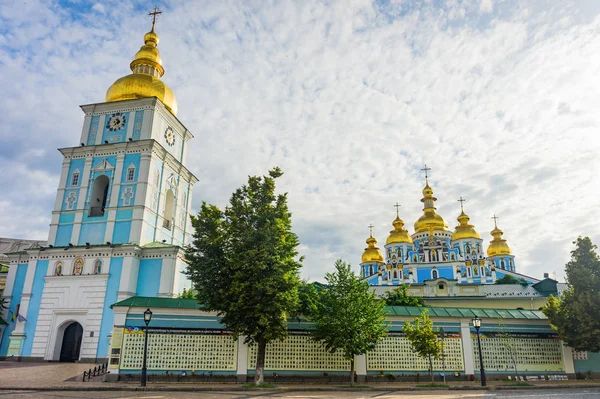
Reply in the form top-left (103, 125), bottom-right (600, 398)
top-left (106, 113), bottom-right (127, 132)
top-left (164, 127), bottom-right (175, 146)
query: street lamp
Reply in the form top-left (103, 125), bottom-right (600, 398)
top-left (472, 316), bottom-right (486, 387)
top-left (141, 308), bottom-right (153, 387)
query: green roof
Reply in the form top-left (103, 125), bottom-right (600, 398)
top-left (112, 298), bottom-right (546, 320)
top-left (111, 296), bottom-right (203, 309)
top-left (141, 242), bottom-right (180, 249)
top-left (384, 306), bottom-right (547, 320)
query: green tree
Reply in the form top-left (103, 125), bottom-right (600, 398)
top-left (290, 281), bottom-right (321, 321)
top-left (185, 168), bottom-right (303, 385)
top-left (310, 260), bottom-right (388, 385)
top-left (543, 236), bottom-right (600, 351)
top-left (495, 275), bottom-right (527, 285)
top-left (383, 284), bottom-right (425, 306)
top-left (403, 309), bottom-right (443, 383)
top-left (177, 288), bottom-right (195, 299)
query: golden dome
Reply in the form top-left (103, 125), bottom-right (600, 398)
top-left (414, 179), bottom-right (449, 233)
top-left (105, 28), bottom-right (178, 115)
top-left (451, 210), bottom-right (481, 240)
top-left (362, 234), bottom-right (384, 263)
top-left (386, 216), bottom-right (413, 245)
top-left (487, 221), bottom-right (512, 256)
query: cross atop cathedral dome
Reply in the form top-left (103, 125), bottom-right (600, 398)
top-left (487, 215), bottom-right (512, 256)
top-left (362, 226), bottom-right (384, 263)
top-left (414, 167), bottom-right (448, 233)
top-left (386, 203), bottom-right (413, 245)
top-left (451, 197), bottom-right (480, 240)
top-left (105, 9), bottom-right (178, 115)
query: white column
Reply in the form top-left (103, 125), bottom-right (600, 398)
top-left (236, 336), bottom-right (249, 383)
top-left (355, 354), bottom-right (367, 382)
top-left (117, 256), bottom-right (139, 301)
top-left (460, 319), bottom-right (475, 375)
top-left (79, 115), bottom-right (92, 144)
top-left (562, 345), bottom-right (575, 374)
top-left (52, 159), bottom-right (71, 212)
top-left (12, 258), bottom-right (39, 336)
top-left (158, 256), bottom-right (176, 298)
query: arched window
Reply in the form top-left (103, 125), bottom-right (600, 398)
top-left (473, 266), bottom-right (479, 277)
top-left (412, 255), bottom-right (418, 262)
top-left (393, 270), bottom-right (398, 279)
top-left (93, 259), bottom-right (102, 274)
top-left (163, 189), bottom-right (175, 229)
top-left (126, 165), bottom-right (136, 182)
top-left (73, 258), bottom-right (84, 275)
top-left (89, 175), bottom-right (109, 217)
top-left (500, 259), bottom-right (506, 269)
top-left (432, 269), bottom-right (438, 279)
top-left (450, 253), bottom-right (456, 261)
top-left (369, 265), bottom-right (373, 275)
top-left (431, 251), bottom-right (436, 261)
top-left (71, 170), bottom-right (80, 186)
top-left (54, 261), bottom-right (63, 276)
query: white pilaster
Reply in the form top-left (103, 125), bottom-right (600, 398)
top-left (158, 256), bottom-right (176, 297)
top-left (355, 354), bottom-right (367, 379)
top-left (460, 319), bottom-right (474, 375)
top-left (562, 345), bottom-right (575, 374)
top-left (236, 336), bottom-right (248, 383)
top-left (118, 256), bottom-right (139, 301)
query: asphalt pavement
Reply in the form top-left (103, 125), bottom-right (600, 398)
top-left (1, 389), bottom-right (600, 399)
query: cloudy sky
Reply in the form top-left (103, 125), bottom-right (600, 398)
top-left (1, 0), bottom-right (599, 282)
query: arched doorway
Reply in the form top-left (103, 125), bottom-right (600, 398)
top-left (59, 322), bottom-right (83, 362)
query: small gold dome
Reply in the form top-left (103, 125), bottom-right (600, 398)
top-left (451, 211), bottom-right (481, 240)
top-left (487, 224), bottom-right (512, 256)
top-left (414, 179), bottom-right (449, 233)
top-left (386, 216), bottom-right (413, 245)
top-left (105, 28), bottom-right (178, 115)
top-left (362, 235), bottom-right (384, 263)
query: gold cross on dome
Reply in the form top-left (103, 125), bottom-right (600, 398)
top-left (458, 197), bottom-right (466, 211)
top-left (148, 7), bottom-right (163, 31)
top-left (421, 164), bottom-right (431, 179)
top-left (491, 214), bottom-right (499, 228)
top-left (368, 224), bottom-right (374, 237)
top-left (393, 202), bottom-right (401, 216)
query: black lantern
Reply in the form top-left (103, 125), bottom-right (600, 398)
top-left (141, 308), bottom-right (152, 387)
top-left (472, 316), bottom-right (486, 387)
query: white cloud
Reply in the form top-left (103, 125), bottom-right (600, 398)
top-left (1, 0), bottom-right (599, 282)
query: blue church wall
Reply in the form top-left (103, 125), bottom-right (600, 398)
top-left (0, 264), bottom-right (28, 356)
top-left (417, 268), bottom-right (432, 282)
top-left (116, 209), bottom-right (133, 220)
top-left (117, 184), bottom-right (137, 207)
top-left (136, 259), bottom-right (162, 297)
top-left (131, 110), bottom-right (144, 141)
top-left (86, 115), bottom-right (101, 145)
top-left (97, 257), bottom-right (123, 359)
top-left (21, 260), bottom-right (48, 356)
top-left (112, 222), bottom-right (131, 244)
top-left (78, 222), bottom-right (107, 245)
top-left (61, 190), bottom-right (80, 211)
top-left (121, 154), bottom-right (141, 183)
top-left (437, 266), bottom-right (454, 280)
top-left (59, 214), bottom-right (76, 223)
top-left (574, 352), bottom-right (600, 373)
top-left (55, 224), bottom-right (74, 247)
top-left (66, 159), bottom-right (85, 189)
top-left (101, 112), bottom-right (130, 144)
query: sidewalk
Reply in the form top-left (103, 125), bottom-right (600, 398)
top-left (0, 362), bottom-right (598, 392)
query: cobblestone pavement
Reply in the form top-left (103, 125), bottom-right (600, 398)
top-left (1, 388), bottom-right (600, 399)
top-left (0, 361), bottom-right (97, 387)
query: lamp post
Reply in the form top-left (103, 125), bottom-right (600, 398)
top-left (472, 317), bottom-right (486, 387)
top-left (141, 308), bottom-right (153, 387)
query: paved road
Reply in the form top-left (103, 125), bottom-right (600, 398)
top-left (1, 389), bottom-right (600, 399)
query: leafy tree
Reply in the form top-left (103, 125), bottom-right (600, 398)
top-left (177, 288), bottom-right (195, 299)
top-left (403, 309), bottom-right (442, 383)
top-left (496, 318), bottom-right (519, 377)
top-left (495, 275), bottom-right (527, 285)
top-left (383, 284), bottom-right (424, 306)
top-left (185, 168), bottom-right (303, 385)
top-left (290, 281), bottom-right (322, 321)
top-left (310, 260), bottom-right (388, 385)
top-left (543, 237), bottom-right (600, 351)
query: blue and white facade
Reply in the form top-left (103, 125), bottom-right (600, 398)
top-left (360, 179), bottom-right (534, 288)
top-left (0, 32), bottom-right (197, 361)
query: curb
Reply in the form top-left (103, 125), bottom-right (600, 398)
top-left (0, 384), bottom-right (599, 392)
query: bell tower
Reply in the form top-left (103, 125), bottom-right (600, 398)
top-left (47, 17), bottom-right (197, 248)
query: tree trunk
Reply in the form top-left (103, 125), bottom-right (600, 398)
top-left (254, 339), bottom-right (267, 386)
top-left (428, 354), bottom-right (434, 383)
top-left (349, 358), bottom-right (355, 386)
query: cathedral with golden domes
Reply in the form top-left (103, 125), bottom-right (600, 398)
top-left (360, 170), bottom-right (523, 288)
